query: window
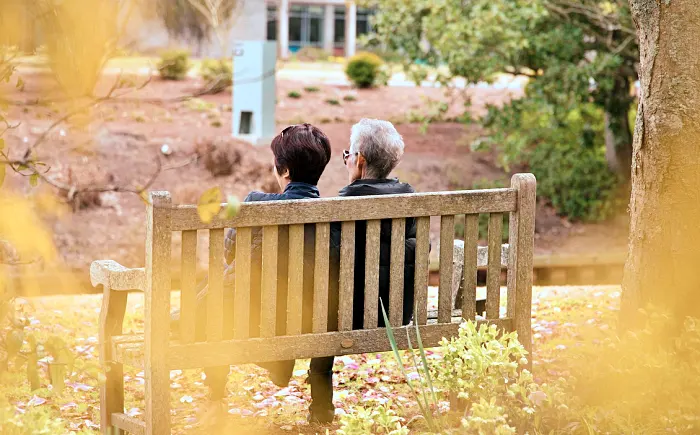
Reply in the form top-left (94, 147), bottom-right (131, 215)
top-left (334, 8), bottom-right (345, 47)
top-left (289, 4), bottom-right (324, 49)
top-left (266, 5), bottom-right (276, 41)
top-left (357, 8), bottom-right (374, 37)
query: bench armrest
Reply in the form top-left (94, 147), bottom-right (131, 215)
top-left (91, 260), bottom-right (146, 291)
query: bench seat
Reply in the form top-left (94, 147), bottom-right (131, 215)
top-left (108, 312), bottom-right (503, 371)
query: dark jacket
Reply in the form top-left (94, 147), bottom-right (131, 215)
top-left (223, 182), bottom-right (320, 337)
top-left (330, 178), bottom-right (420, 330)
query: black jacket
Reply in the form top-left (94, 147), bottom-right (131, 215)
top-left (330, 178), bottom-right (420, 329)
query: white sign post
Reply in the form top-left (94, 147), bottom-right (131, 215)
top-left (232, 40), bottom-right (276, 146)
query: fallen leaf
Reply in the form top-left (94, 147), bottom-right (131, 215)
top-left (27, 396), bottom-right (47, 407)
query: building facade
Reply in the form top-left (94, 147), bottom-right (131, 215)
top-left (10, 0), bottom-right (371, 59)
top-left (265, 0), bottom-right (372, 58)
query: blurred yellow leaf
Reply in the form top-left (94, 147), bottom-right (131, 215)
top-left (197, 187), bottom-right (222, 223)
top-left (219, 195), bottom-right (241, 219)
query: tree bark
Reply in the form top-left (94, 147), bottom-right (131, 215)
top-left (621, 0), bottom-right (700, 327)
top-left (603, 74), bottom-right (634, 181)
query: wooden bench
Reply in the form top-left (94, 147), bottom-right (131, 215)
top-left (92, 173), bottom-right (536, 435)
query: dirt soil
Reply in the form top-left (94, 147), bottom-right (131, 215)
top-left (1, 73), bottom-right (628, 285)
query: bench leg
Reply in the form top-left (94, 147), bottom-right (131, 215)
top-left (99, 286), bottom-right (127, 434)
top-left (101, 362), bottom-right (125, 435)
top-left (145, 368), bottom-right (170, 435)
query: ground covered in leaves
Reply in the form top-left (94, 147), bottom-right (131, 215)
top-left (0, 285), bottom-right (620, 434)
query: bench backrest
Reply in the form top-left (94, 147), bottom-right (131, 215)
top-left (142, 174), bottom-right (535, 368)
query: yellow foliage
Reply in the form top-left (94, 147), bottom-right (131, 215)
top-left (197, 186), bottom-right (223, 223)
top-left (34, 0), bottom-right (120, 98)
top-left (0, 193), bottom-right (75, 299)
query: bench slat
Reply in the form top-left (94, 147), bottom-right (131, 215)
top-left (389, 218), bottom-right (406, 327)
top-left (260, 226), bottom-right (279, 338)
top-left (112, 412), bottom-right (145, 435)
top-left (414, 217), bottom-right (430, 325)
top-left (313, 223), bottom-right (330, 333)
top-left (338, 221), bottom-right (355, 331)
top-left (438, 215), bottom-right (455, 324)
top-left (462, 214), bottom-right (479, 319)
top-left (486, 213), bottom-right (503, 319)
top-left (364, 220), bottom-right (381, 329)
top-left (207, 229), bottom-right (225, 341)
top-left (171, 189), bottom-right (518, 231)
top-left (113, 318), bottom-right (512, 369)
top-left (287, 224), bottom-right (305, 336)
top-left (179, 230), bottom-right (197, 343)
top-left (234, 228), bottom-right (252, 339)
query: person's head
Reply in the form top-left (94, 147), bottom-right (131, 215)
top-left (270, 123), bottom-right (332, 190)
top-left (344, 118), bottom-right (404, 183)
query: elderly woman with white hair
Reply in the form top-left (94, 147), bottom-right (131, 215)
top-left (307, 118), bottom-right (422, 424)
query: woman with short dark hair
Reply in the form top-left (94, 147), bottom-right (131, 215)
top-left (172, 123), bottom-right (332, 425)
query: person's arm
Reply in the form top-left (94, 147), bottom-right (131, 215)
top-left (224, 228), bottom-right (237, 265)
top-left (223, 192), bottom-right (267, 265)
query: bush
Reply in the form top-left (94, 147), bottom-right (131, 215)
top-left (287, 90), bottom-right (302, 99)
top-left (325, 98), bottom-right (340, 106)
top-left (195, 137), bottom-right (243, 177)
top-left (345, 52), bottom-right (384, 88)
top-left (294, 46), bottom-right (330, 62)
top-left (337, 404), bottom-right (408, 435)
top-left (200, 58), bottom-right (232, 93)
top-left (343, 94), bottom-right (357, 102)
top-left (0, 398), bottom-right (72, 435)
top-left (304, 86), bottom-right (320, 93)
top-left (157, 49), bottom-right (190, 80)
top-left (368, 305), bottom-right (700, 435)
top-left (479, 99), bottom-right (621, 221)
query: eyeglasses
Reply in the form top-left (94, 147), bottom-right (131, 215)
top-left (342, 150), bottom-right (358, 165)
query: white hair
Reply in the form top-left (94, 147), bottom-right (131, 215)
top-left (349, 118), bottom-right (405, 179)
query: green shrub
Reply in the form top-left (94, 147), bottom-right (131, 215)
top-left (200, 58), bottom-right (232, 93)
top-left (345, 51), bottom-right (384, 88)
top-left (0, 400), bottom-right (71, 434)
top-left (337, 404), bottom-right (408, 435)
top-left (343, 94), bottom-right (357, 102)
top-left (370, 307), bottom-right (700, 434)
top-left (303, 86), bottom-right (320, 93)
top-left (287, 90), bottom-right (302, 99)
top-left (157, 49), bottom-right (190, 80)
top-left (294, 46), bottom-right (331, 62)
top-left (325, 98), bottom-right (340, 106)
top-left (479, 99), bottom-right (621, 221)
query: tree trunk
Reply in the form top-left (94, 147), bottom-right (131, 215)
top-left (621, 0), bottom-right (700, 327)
top-left (603, 74), bottom-right (634, 181)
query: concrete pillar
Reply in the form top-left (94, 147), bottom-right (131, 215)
top-left (345, 1), bottom-right (356, 57)
top-left (279, 0), bottom-right (290, 59)
top-left (323, 4), bottom-right (335, 53)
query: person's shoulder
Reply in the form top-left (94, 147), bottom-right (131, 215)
top-left (244, 191), bottom-right (286, 202)
top-left (396, 181), bottom-right (416, 194)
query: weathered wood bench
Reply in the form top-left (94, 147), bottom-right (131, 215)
top-left (92, 173), bottom-right (535, 434)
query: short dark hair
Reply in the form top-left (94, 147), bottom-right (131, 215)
top-left (270, 123), bottom-right (331, 185)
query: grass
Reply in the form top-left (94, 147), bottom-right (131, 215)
top-left (0, 285), bottom-right (623, 434)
